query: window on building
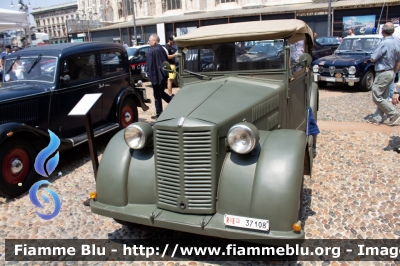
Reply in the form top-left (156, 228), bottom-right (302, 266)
top-left (126, 0), bottom-right (133, 16)
top-left (166, 0), bottom-right (181, 10)
top-left (217, 0), bottom-right (236, 3)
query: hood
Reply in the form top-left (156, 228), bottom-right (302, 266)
top-left (313, 53), bottom-right (370, 66)
top-left (158, 76), bottom-right (285, 135)
top-left (0, 83), bottom-right (52, 103)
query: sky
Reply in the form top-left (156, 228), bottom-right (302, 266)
top-left (0, 0), bottom-right (76, 23)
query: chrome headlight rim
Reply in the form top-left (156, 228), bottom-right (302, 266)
top-left (312, 65), bottom-right (319, 73)
top-left (124, 122), bottom-right (153, 150)
top-left (227, 122), bottom-right (259, 154)
top-left (349, 66), bottom-right (356, 75)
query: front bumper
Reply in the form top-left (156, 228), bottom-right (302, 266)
top-left (91, 201), bottom-right (305, 243)
top-left (313, 73), bottom-right (360, 83)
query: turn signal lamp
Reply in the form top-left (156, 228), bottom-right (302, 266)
top-left (89, 191), bottom-right (97, 199)
top-left (293, 220), bottom-right (302, 232)
top-left (7, 131), bottom-right (13, 137)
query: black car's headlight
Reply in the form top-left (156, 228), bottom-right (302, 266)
top-left (312, 65), bottom-right (319, 73)
top-left (124, 122), bottom-right (153, 149)
top-left (227, 122), bottom-right (259, 154)
top-left (349, 66), bottom-right (356, 75)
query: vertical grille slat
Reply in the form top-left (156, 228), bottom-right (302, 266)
top-left (156, 127), bottom-right (214, 211)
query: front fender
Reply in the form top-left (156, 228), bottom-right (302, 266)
top-left (116, 87), bottom-right (149, 113)
top-left (95, 130), bottom-right (156, 207)
top-left (217, 129), bottom-right (306, 232)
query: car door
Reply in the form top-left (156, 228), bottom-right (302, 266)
top-left (56, 52), bottom-right (103, 138)
top-left (99, 49), bottom-right (130, 121)
top-left (288, 37), bottom-right (307, 131)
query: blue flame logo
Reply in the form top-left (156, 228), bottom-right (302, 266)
top-left (34, 130), bottom-right (60, 177)
top-left (29, 129), bottom-right (61, 220)
top-left (29, 180), bottom-right (61, 220)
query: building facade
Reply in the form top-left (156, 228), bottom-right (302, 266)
top-left (36, 0), bottom-right (400, 46)
top-left (31, 3), bottom-right (78, 44)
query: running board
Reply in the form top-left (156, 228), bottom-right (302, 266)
top-left (68, 123), bottom-right (120, 147)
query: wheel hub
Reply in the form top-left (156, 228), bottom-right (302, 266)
top-left (11, 159), bottom-right (23, 174)
top-left (124, 112), bottom-right (132, 123)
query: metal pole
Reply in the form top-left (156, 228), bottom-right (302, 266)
top-left (327, 0), bottom-right (332, 36)
top-left (132, 0), bottom-right (137, 45)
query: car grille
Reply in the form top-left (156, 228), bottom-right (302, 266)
top-left (0, 99), bottom-right (39, 123)
top-left (155, 120), bottom-right (216, 214)
top-left (318, 66), bottom-right (349, 75)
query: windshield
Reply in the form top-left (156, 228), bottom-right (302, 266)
top-left (3, 56), bottom-right (57, 83)
top-left (127, 48), bottom-right (137, 58)
top-left (316, 37), bottom-right (341, 45)
top-left (337, 37), bottom-right (381, 53)
top-left (183, 39), bottom-right (285, 73)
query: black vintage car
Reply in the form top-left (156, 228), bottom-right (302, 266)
top-left (0, 42), bottom-right (149, 198)
top-left (312, 35), bottom-right (381, 91)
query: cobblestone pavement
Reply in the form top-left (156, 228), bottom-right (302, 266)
top-left (0, 83), bottom-right (399, 266)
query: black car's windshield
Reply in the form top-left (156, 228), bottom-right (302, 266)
top-left (336, 37), bottom-right (381, 53)
top-left (183, 39), bottom-right (285, 73)
top-left (316, 37), bottom-right (341, 45)
top-left (127, 48), bottom-right (138, 58)
top-left (3, 56), bottom-right (57, 83)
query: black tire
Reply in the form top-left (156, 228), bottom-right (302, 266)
top-left (317, 81), bottom-right (327, 88)
top-left (360, 69), bottom-right (374, 92)
top-left (119, 98), bottom-right (138, 128)
top-left (0, 138), bottom-right (38, 198)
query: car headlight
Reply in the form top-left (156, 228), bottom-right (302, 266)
top-left (124, 122), bottom-right (153, 149)
top-left (349, 66), bottom-right (356, 74)
top-left (312, 65), bottom-right (319, 73)
top-left (227, 122), bottom-right (259, 154)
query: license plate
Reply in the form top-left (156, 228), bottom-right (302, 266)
top-left (326, 77), bottom-right (336, 82)
top-left (224, 214), bottom-right (269, 232)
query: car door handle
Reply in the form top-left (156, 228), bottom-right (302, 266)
top-left (99, 84), bottom-right (104, 88)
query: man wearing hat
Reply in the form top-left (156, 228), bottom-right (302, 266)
top-left (165, 35), bottom-right (179, 97)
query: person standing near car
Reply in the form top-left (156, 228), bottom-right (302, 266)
top-left (0, 45), bottom-right (12, 71)
top-left (146, 34), bottom-right (172, 120)
top-left (348, 29), bottom-right (355, 36)
top-left (367, 22), bottom-right (400, 126)
top-left (166, 35), bottom-right (179, 97)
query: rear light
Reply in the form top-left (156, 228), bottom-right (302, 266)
top-left (293, 220), bottom-right (302, 232)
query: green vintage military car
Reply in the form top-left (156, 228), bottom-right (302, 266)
top-left (90, 19), bottom-right (319, 242)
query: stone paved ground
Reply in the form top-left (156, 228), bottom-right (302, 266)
top-left (0, 83), bottom-right (399, 266)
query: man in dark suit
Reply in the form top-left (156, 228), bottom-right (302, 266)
top-left (146, 34), bottom-right (172, 119)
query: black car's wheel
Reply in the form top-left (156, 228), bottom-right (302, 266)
top-left (0, 138), bottom-right (38, 198)
top-left (317, 81), bottom-right (328, 88)
top-left (360, 69), bottom-right (374, 91)
top-left (119, 98), bottom-right (138, 128)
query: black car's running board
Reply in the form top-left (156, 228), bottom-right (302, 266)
top-left (68, 123), bottom-right (120, 147)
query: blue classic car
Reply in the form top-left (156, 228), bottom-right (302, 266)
top-left (312, 35), bottom-right (382, 91)
top-left (0, 42), bottom-right (149, 198)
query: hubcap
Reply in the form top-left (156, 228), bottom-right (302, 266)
top-left (3, 147), bottom-right (30, 185)
top-left (124, 112), bottom-right (131, 123)
top-left (121, 104), bottom-right (134, 128)
top-left (11, 159), bottom-right (23, 174)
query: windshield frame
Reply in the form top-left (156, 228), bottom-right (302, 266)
top-left (181, 39), bottom-right (287, 74)
top-left (3, 55), bottom-right (58, 84)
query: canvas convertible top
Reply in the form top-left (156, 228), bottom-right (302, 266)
top-left (174, 19), bottom-right (314, 47)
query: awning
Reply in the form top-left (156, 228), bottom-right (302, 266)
top-left (0, 8), bottom-right (30, 31)
top-left (92, 0), bottom-right (399, 32)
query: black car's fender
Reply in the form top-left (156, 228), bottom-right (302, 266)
top-left (116, 87), bottom-right (149, 116)
top-left (0, 122), bottom-right (72, 151)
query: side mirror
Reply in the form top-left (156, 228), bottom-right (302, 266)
top-left (60, 74), bottom-right (70, 83)
top-left (299, 53), bottom-right (312, 67)
top-left (162, 61), bottom-right (173, 72)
